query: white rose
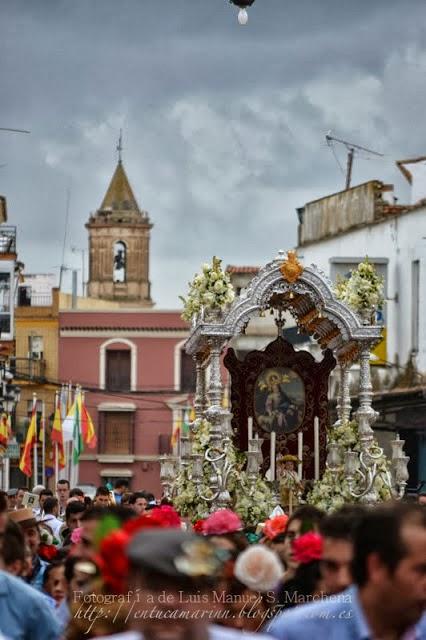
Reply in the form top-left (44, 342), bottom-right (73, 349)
top-left (214, 280), bottom-right (225, 293)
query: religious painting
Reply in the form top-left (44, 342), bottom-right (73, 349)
top-left (254, 367), bottom-right (305, 435)
top-left (224, 336), bottom-right (336, 479)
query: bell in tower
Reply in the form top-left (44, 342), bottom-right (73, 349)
top-left (86, 133), bottom-right (153, 307)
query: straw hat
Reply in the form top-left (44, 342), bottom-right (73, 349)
top-left (8, 508), bottom-right (38, 528)
top-left (278, 454), bottom-right (301, 464)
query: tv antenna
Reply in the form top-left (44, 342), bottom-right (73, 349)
top-left (0, 127), bottom-right (30, 134)
top-left (325, 131), bottom-right (384, 190)
top-left (0, 127), bottom-right (30, 166)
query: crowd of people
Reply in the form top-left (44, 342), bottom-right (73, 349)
top-left (0, 479), bottom-right (425, 639)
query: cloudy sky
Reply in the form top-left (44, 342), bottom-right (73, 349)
top-left (1, 0), bottom-right (426, 306)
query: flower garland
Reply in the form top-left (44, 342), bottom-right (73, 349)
top-left (335, 257), bottom-right (384, 315)
top-left (234, 473), bottom-right (275, 527)
top-left (172, 417), bottom-right (274, 526)
top-left (307, 420), bottom-right (393, 512)
top-left (180, 256), bottom-right (235, 322)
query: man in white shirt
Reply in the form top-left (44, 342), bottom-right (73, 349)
top-left (56, 479), bottom-right (70, 517)
top-left (40, 497), bottom-right (63, 541)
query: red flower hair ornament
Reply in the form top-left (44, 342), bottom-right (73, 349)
top-left (96, 505), bottom-right (181, 593)
top-left (292, 531), bottom-right (323, 564)
top-left (202, 509), bottom-right (243, 536)
top-left (193, 519), bottom-right (206, 534)
top-left (38, 543), bottom-right (58, 562)
top-left (263, 515), bottom-right (289, 541)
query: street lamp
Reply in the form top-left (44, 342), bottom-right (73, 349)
top-left (229, 0), bottom-right (256, 25)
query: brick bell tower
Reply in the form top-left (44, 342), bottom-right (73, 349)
top-left (86, 134), bottom-right (153, 307)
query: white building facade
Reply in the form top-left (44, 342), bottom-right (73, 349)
top-left (296, 180), bottom-right (426, 489)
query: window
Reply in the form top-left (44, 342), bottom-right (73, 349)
top-left (113, 241), bottom-right (126, 283)
top-left (100, 412), bottom-right (134, 454)
top-left (412, 260), bottom-right (420, 353)
top-left (28, 336), bottom-right (44, 360)
top-left (0, 272), bottom-right (11, 334)
top-left (180, 350), bottom-right (196, 393)
top-left (106, 349), bottom-right (131, 391)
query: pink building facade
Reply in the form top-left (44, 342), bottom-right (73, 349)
top-left (59, 309), bottom-right (193, 494)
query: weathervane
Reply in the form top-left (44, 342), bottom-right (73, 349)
top-left (229, 0), bottom-right (256, 25)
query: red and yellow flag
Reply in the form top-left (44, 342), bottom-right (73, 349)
top-left (0, 413), bottom-right (10, 451)
top-left (80, 393), bottom-right (97, 449)
top-left (171, 413), bottom-right (182, 448)
top-left (51, 401), bottom-right (66, 469)
top-left (19, 403), bottom-right (37, 477)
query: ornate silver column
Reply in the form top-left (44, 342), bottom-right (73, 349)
top-left (193, 354), bottom-right (208, 419)
top-left (355, 342), bottom-right (378, 442)
top-left (334, 362), bottom-right (352, 426)
top-left (208, 338), bottom-right (224, 408)
top-left (192, 404), bottom-right (235, 510)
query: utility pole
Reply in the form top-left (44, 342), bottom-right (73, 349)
top-left (71, 247), bottom-right (87, 296)
top-left (325, 132), bottom-right (384, 190)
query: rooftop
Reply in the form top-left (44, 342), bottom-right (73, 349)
top-left (226, 265), bottom-right (260, 274)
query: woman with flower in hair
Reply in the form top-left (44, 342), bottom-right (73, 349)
top-left (262, 514), bottom-right (289, 566)
top-left (202, 509), bottom-right (249, 554)
top-left (215, 544), bottom-right (284, 633)
top-left (277, 531), bottom-right (324, 609)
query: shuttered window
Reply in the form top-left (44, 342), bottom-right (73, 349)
top-left (106, 349), bottom-right (131, 391)
top-left (100, 412), bottom-right (134, 454)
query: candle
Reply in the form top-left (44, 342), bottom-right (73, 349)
top-left (270, 431), bottom-right (276, 481)
top-left (314, 417), bottom-right (320, 480)
top-left (248, 416), bottom-right (253, 442)
top-left (255, 432), bottom-right (259, 440)
top-left (298, 431), bottom-right (303, 480)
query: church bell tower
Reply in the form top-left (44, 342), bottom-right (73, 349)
top-left (86, 135), bottom-right (153, 307)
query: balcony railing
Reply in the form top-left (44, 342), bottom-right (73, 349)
top-left (9, 357), bottom-right (46, 382)
top-left (17, 287), bottom-right (52, 307)
top-left (0, 227), bottom-right (16, 254)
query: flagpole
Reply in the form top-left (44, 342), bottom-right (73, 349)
top-left (32, 393), bottom-right (38, 488)
top-left (67, 382), bottom-right (73, 485)
top-left (54, 391), bottom-right (59, 487)
top-left (59, 384), bottom-right (67, 481)
top-left (41, 400), bottom-right (46, 487)
top-left (71, 385), bottom-right (82, 487)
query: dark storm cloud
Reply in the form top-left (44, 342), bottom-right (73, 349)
top-left (1, 0), bottom-right (426, 304)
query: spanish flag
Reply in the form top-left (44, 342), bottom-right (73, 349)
top-left (80, 393), bottom-right (97, 448)
top-left (51, 399), bottom-right (66, 469)
top-left (0, 413), bottom-right (10, 451)
top-left (19, 401), bottom-right (38, 477)
top-left (171, 413), bottom-right (182, 448)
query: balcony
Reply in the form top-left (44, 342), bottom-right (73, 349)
top-left (9, 357), bottom-right (46, 383)
top-left (0, 227), bottom-right (16, 255)
top-left (17, 287), bottom-right (52, 307)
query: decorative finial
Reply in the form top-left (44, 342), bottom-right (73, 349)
top-left (280, 250), bottom-right (304, 284)
top-left (116, 129), bottom-right (123, 163)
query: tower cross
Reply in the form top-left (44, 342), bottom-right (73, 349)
top-left (116, 129), bottom-right (123, 163)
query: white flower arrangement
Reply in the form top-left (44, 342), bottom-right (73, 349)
top-left (335, 258), bottom-right (384, 315)
top-left (234, 474), bottom-right (275, 527)
top-left (180, 256), bottom-right (235, 322)
top-left (172, 416), bottom-right (274, 525)
top-left (307, 419), bottom-right (393, 511)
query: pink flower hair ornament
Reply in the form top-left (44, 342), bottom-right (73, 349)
top-left (71, 527), bottom-right (83, 545)
top-left (202, 509), bottom-right (243, 536)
